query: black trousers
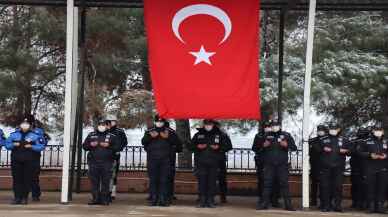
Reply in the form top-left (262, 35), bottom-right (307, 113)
top-left (365, 168), bottom-right (388, 204)
top-left (256, 161), bottom-right (264, 199)
top-left (197, 162), bottom-right (218, 201)
top-left (31, 157), bottom-right (41, 199)
top-left (88, 161), bottom-right (113, 203)
top-left (167, 155), bottom-right (176, 199)
top-left (11, 158), bottom-right (38, 200)
top-left (351, 169), bottom-right (365, 206)
top-left (310, 163), bottom-right (320, 204)
top-left (218, 158), bottom-right (227, 196)
top-left (261, 163), bottom-right (291, 205)
top-left (320, 165), bottom-right (344, 209)
top-left (148, 158), bottom-right (170, 200)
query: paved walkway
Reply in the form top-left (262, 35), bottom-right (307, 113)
top-left (0, 192), bottom-right (384, 217)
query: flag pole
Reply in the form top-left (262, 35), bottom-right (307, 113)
top-left (302, 0), bottom-right (317, 209)
top-left (61, 0), bottom-right (78, 204)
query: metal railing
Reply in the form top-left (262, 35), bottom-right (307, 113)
top-left (0, 145), bottom-right (304, 174)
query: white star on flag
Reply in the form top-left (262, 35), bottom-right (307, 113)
top-left (189, 46), bottom-right (216, 65)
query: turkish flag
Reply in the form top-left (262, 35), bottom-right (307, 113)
top-left (144, 0), bottom-right (261, 119)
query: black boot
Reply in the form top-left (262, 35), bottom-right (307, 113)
top-left (11, 198), bottom-right (22, 205)
top-left (207, 197), bottom-right (216, 208)
top-left (284, 198), bottom-right (295, 211)
top-left (158, 195), bottom-right (170, 207)
top-left (376, 202), bottom-right (386, 214)
top-left (197, 196), bottom-right (207, 208)
top-left (149, 195), bottom-right (158, 206)
top-left (368, 202), bottom-right (375, 213)
top-left (256, 201), bottom-right (269, 210)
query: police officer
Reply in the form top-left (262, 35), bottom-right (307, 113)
top-left (252, 120), bottom-right (272, 205)
top-left (256, 120), bottom-right (297, 211)
top-left (83, 119), bottom-right (120, 205)
top-left (190, 119), bottom-right (232, 208)
top-left (163, 120), bottom-right (183, 204)
top-left (5, 116), bottom-right (45, 205)
top-left (142, 116), bottom-right (180, 206)
top-left (216, 121), bottom-right (232, 204)
top-left (349, 127), bottom-right (370, 210)
top-left (357, 123), bottom-right (387, 213)
top-left (105, 114), bottom-right (128, 201)
top-left (308, 125), bottom-right (328, 207)
top-left (316, 123), bottom-right (350, 212)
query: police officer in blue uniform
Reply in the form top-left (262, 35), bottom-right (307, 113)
top-left (106, 114), bottom-right (128, 201)
top-left (83, 119), bottom-right (121, 205)
top-left (5, 117), bottom-right (45, 205)
top-left (316, 123), bottom-right (350, 212)
top-left (256, 120), bottom-right (297, 211)
top-left (357, 123), bottom-right (387, 213)
top-left (308, 124), bottom-right (328, 207)
top-left (142, 116), bottom-right (181, 207)
top-left (190, 119), bottom-right (232, 208)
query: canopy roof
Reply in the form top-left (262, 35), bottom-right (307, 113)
top-left (0, 0), bottom-right (388, 10)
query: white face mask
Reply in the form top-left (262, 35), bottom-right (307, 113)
top-left (272, 126), bottom-right (281, 133)
top-left (204, 125), bottom-right (214, 132)
top-left (97, 125), bottom-right (107, 133)
top-left (317, 131), bottom-right (326, 136)
top-left (155, 121), bottom-right (164, 128)
top-left (373, 131), bottom-right (384, 138)
top-left (20, 123), bottom-right (31, 131)
top-left (329, 129), bottom-right (338, 136)
top-left (264, 127), bottom-right (272, 133)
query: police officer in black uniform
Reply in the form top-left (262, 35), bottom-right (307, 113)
top-left (216, 122), bottom-right (232, 204)
top-left (256, 120), bottom-right (297, 211)
top-left (142, 115), bottom-right (181, 207)
top-left (106, 114), bottom-right (128, 201)
top-left (315, 123), bottom-right (350, 212)
top-left (163, 119), bottom-right (183, 204)
top-left (252, 120), bottom-right (272, 205)
top-left (357, 123), bottom-right (387, 213)
top-left (83, 119), bottom-right (120, 205)
top-left (190, 119), bottom-right (232, 208)
top-left (308, 124), bottom-right (328, 207)
top-left (349, 127), bottom-right (370, 210)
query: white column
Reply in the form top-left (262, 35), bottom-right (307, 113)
top-left (61, 0), bottom-right (78, 204)
top-left (302, 0), bottom-right (317, 209)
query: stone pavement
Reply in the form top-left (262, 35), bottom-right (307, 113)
top-left (0, 192), bottom-right (384, 217)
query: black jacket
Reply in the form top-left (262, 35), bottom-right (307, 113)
top-left (142, 126), bottom-right (181, 160)
top-left (314, 135), bottom-right (350, 168)
top-left (357, 136), bottom-right (388, 171)
top-left (259, 131), bottom-right (297, 165)
top-left (252, 132), bottom-right (265, 164)
top-left (190, 127), bottom-right (232, 166)
top-left (83, 131), bottom-right (121, 164)
top-left (108, 126), bottom-right (128, 160)
top-left (309, 136), bottom-right (324, 168)
top-left (349, 136), bottom-right (368, 172)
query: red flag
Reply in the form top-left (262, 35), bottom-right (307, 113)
top-left (144, 0), bottom-right (261, 119)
